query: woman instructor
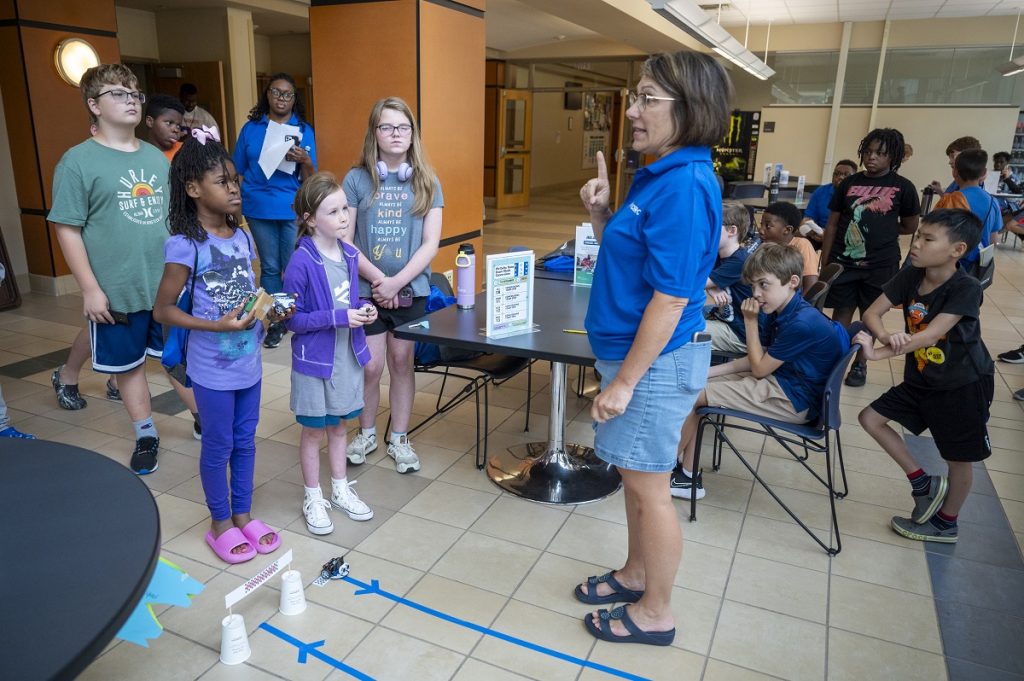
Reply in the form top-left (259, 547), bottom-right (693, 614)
top-left (575, 51), bottom-right (732, 646)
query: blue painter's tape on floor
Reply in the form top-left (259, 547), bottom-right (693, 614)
top-left (259, 622), bottom-right (375, 681)
top-left (343, 574), bottom-right (651, 681)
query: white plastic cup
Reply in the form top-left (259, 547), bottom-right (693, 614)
top-left (279, 569), bottom-right (307, 616)
top-left (219, 613), bottom-right (251, 665)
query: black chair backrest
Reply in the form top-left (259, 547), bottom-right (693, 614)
top-left (820, 345), bottom-right (859, 431)
top-left (729, 182), bottom-right (766, 199)
top-left (818, 262), bottom-right (844, 287)
top-left (804, 280), bottom-right (829, 311)
top-left (975, 244), bottom-right (995, 290)
top-left (430, 271), bottom-right (454, 297)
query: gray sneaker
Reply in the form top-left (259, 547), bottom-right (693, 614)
top-left (891, 516), bottom-right (958, 543)
top-left (347, 432), bottom-right (377, 465)
top-left (387, 435), bottom-right (421, 474)
top-left (911, 475), bottom-right (948, 524)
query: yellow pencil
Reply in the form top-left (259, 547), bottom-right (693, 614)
top-left (562, 329), bottom-right (588, 335)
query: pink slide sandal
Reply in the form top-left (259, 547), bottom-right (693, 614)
top-left (206, 527), bottom-right (256, 564)
top-left (240, 518), bottom-right (281, 554)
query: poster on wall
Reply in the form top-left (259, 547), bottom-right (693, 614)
top-left (582, 132), bottom-right (609, 169)
top-left (584, 92), bottom-right (613, 131)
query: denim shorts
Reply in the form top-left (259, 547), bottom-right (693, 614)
top-left (593, 341), bottom-right (711, 473)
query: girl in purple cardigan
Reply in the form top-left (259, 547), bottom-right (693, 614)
top-left (284, 172), bottom-right (376, 535)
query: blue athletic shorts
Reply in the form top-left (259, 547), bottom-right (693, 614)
top-left (593, 341), bottom-right (711, 473)
top-left (90, 310), bottom-right (163, 374)
top-left (296, 408), bottom-right (363, 429)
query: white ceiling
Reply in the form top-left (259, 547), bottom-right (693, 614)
top-left (114, 0), bottom-right (1020, 46)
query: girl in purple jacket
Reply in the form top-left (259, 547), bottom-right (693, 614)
top-left (284, 172), bottom-right (376, 535)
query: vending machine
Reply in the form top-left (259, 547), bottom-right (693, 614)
top-left (713, 110), bottom-right (761, 182)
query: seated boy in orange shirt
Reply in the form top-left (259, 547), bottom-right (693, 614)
top-left (760, 202), bottom-right (818, 294)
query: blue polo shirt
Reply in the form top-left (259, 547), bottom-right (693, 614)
top-left (585, 146), bottom-right (720, 360)
top-left (760, 293), bottom-right (847, 419)
top-left (958, 186), bottom-right (1001, 265)
top-left (233, 113), bottom-right (317, 220)
top-left (804, 183), bottom-right (833, 226)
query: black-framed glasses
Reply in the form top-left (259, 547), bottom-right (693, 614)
top-left (627, 91), bottom-right (675, 111)
top-left (96, 89), bottom-right (146, 104)
top-left (269, 87), bottom-right (296, 101)
top-left (377, 124), bottom-right (413, 136)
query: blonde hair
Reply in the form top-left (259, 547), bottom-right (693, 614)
top-left (721, 201), bottom-right (750, 243)
top-left (355, 97), bottom-right (439, 216)
top-left (80, 64), bottom-right (139, 122)
top-left (743, 243), bottom-right (803, 285)
top-left (294, 171), bottom-right (343, 241)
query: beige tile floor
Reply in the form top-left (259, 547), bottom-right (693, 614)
top-left (1, 187), bottom-right (1022, 680)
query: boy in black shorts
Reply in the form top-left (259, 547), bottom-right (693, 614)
top-left (821, 128), bottom-right (920, 387)
top-left (853, 209), bottom-right (994, 544)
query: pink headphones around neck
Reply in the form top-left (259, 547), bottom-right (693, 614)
top-left (376, 161), bottom-right (413, 182)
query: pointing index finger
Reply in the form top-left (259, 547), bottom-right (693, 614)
top-left (596, 151), bottom-right (608, 182)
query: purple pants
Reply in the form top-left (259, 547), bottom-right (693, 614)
top-left (192, 380), bottom-right (261, 521)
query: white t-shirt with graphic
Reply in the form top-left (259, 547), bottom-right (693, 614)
top-left (49, 139), bottom-right (170, 312)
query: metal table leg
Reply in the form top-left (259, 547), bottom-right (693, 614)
top-left (486, 361), bottom-right (622, 504)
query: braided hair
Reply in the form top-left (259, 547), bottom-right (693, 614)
top-left (247, 72), bottom-right (306, 123)
top-left (168, 135), bottom-right (236, 242)
top-left (857, 128), bottom-right (906, 172)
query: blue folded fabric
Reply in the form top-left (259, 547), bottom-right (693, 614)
top-left (541, 255), bottom-right (574, 272)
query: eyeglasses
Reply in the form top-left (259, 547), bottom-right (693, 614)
top-left (269, 87), bottom-right (296, 101)
top-left (96, 89), bottom-right (146, 104)
top-left (377, 124), bottom-right (413, 136)
top-left (627, 91), bottom-right (675, 111)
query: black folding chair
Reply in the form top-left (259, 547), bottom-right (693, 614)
top-left (388, 273), bottom-right (533, 469)
top-left (689, 344), bottom-right (859, 555)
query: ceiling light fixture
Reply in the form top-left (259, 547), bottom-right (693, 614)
top-left (647, 0), bottom-right (774, 80)
top-left (999, 8), bottom-right (1024, 77)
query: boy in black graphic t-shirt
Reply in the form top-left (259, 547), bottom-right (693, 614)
top-left (822, 128), bottom-right (920, 387)
top-left (853, 209), bottom-right (994, 544)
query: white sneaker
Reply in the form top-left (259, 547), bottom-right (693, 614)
top-left (303, 488), bottom-right (334, 535)
top-left (347, 432), bottom-right (377, 465)
top-left (331, 480), bottom-right (374, 521)
top-left (388, 435), bottom-right (421, 474)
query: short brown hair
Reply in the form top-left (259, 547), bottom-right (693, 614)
top-left (80, 64), bottom-right (138, 122)
top-left (641, 51), bottom-right (733, 148)
top-left (945, 136), bottom-right (981, 156)
top-left (743, 243), bottom-right (802, 285)
top-left (722, 201), bottom-right (750, 243)
top-left (294, 171), bottom-right (343, 240)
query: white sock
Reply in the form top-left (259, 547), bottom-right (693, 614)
top-left (304, 485), bottom-right (322, 498)
top-left (390, 431), bottom-right (407, 445)
top-left (331, 477), bottom-right (348, 490)
top-left (361, 427), bottom-right (377, 439)
top-left (682, 467), bottom-right (693, 478)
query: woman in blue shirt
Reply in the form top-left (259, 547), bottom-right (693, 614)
top-left (574, 51), bottom-right (731, 647)
top-left (233, 73), bottom-right (317, 348)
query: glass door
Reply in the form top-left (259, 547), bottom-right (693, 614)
top-left (496, 89), bottom-right (532, 208)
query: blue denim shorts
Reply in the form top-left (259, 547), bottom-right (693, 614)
top-left (296, 408), bottom-right (362, 429)
top-left (593, 341), bottom-right (711, 473)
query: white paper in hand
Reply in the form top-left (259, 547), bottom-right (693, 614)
top-left (258, 120), bottom-right (301, 179)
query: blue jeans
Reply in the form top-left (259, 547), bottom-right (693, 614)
top-left (0, 385), bottom-right (9, 431)
top-left (193, 380), bottom-right (261, 521)
top-left (246, 217), bottom-right (297, 293)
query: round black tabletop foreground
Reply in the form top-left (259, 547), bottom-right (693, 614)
top-left (0, 439), bottom-right (161, 681)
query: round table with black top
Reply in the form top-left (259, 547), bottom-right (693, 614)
top-left (0, 439), bottom-right (161, 681)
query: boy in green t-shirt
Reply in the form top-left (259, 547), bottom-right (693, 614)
top-left (48, 64), bottom-right (171, 474)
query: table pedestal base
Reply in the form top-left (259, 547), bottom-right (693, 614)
top-left (487, 442), bottom-right (622, 505)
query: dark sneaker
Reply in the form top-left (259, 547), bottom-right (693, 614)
top-left (263, 321), bottom-right (287, 349)
top-left (844, 361), bottom-right (867, 387)
top-left (891, 516), bottom-right (958, 543)
top-left (670, 468), bottom-right (705, 500)
top-left (1014, 388), bottom-right (1024, 402)
top-left (911, 475), bottom-right (948, 524)
top-left (193, 419), bottom-right (202, 441)
top-left (106, 378), bottom-right (122, 401)
top-left (51, 365), bottom-right (87, 410)
top-left (997, 344), bottom-right (1024, 363)
top-left (130, 436), bottom-right (160, 475)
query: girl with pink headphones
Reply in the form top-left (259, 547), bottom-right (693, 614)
top-left (341, 97), bottom-right (443, 474)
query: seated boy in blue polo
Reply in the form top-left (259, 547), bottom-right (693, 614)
top-left (705, 201), bottom-right (753, 354)
top-left (672, 243), bottom-right (849, 499)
